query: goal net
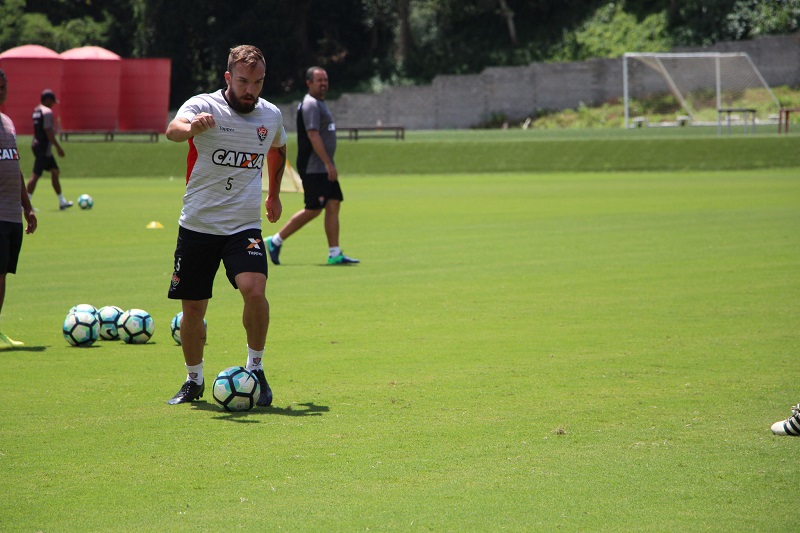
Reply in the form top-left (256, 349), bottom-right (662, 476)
top-left (623, 52), bottom-right (780, 131)
top-left (262, 161), bottom-right (304, 193)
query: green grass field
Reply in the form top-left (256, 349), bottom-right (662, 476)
top-left (1, 131), bottom-right (798, 530)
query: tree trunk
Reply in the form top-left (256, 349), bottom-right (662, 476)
top-left (498, 0), bottom-right (518, 47)
top-left (396, 0), bottom-right (414, 65)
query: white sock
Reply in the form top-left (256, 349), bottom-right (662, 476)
top-left (58, 194), bottom-right (66, 204)
top-left (246, 345), bottom-right (264, 371)
top-left (186, 361), bottom-right (204, 384)
top-left (329, 246), bottom-right (341, 257)
top-left (272, 234), bottom-right (283, 246)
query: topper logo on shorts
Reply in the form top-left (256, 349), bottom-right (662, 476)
top-left (257, 125), bottom-right (268, 142)
top-left (212, 149), bottom-right (264, 169)
top-left (246, 238), bottom-right (264, 256)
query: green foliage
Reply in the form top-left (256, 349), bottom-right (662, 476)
top-left (667, 0), bottom-right (739, 45)
top-left (55, 16), bottom-right (110, 49)
top-left (0, 0), bottom-right (26, 51)
top-left (1, 168), bottom-right (798, 529)
top-left (14, 12), bottom-right (56, 48)
top-left (0, 4), bottom-right (109, 52)
top-left (501, 86), bottom-right (800, 130)
top-left (557, 2), bottom-right (672, 61)
top-left (1, 1), bottom-right (797, 109)
top-left (726, 0), bottom-right (800, 39)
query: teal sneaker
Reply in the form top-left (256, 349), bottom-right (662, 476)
top-left (267, 237), bottom-right (281, 265)
top-left (328, 252), bottom-right (360, 265)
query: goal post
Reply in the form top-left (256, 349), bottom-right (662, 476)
top-left (623, 52), bottom-right (780, 132)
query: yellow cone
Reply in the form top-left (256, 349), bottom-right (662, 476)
top-left (146, 221), bottom-right (164, 229)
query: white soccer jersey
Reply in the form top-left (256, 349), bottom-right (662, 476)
top-left (175, 90), bottom-right (287, 235)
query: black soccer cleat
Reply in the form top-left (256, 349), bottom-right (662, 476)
top-left (251, 369), bottom-right (273, 407)
top-left (167, 380), bottom-right (205, 405)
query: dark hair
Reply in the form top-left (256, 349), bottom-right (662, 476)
top-left (227, 45), bottom-right (265, 73)
top-left (305, 66), bottom-right (324, 82)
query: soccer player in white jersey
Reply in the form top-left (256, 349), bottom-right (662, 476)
top-left (0, 69), bottom-right (38, 348)
top-left (165, 45), bottom-right (287, 406)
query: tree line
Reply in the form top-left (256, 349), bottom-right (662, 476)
top-left (2, 0), bottom-right (798, 108)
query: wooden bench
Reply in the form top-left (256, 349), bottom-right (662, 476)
top-left (59, 130), bottom-right (160, 142)
top-left (337, 125), bottom-right (405, 141)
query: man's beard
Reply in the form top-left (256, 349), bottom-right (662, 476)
top-left (228, 90), bottom-right (257, 114)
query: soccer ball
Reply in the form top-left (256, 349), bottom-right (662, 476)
top-left (77, 194), bottom-right (93, 209)
top-left (63, 311), bottom-right (100, 347)
top-left (97, 305), bottom-right (123, 340)
top-left (170, 311), bottom-right (208, 345)
top-left (212, 366), bottom-right (260, 412)
top-left (118, 308), bottom-right (154, 344)
top-left (69, 303), bottom-right (97, 317)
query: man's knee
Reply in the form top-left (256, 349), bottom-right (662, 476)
top-left (303, 208), bottom-right (323, 220)
top-left (236, 273), bottom-right (267, 299)
top-left (182, 299), bottom-right (208, 319)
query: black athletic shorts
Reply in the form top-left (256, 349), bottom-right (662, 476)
top-left (32, 155), bottom-right (58, 175)
top-left (301, 172), bottom-right (344, 210)
top-left (0, 221), bottom-right (23, 275)
top-left (168, 226), bottom-right (268, 301)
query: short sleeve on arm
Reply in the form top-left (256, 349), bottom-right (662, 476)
top-left (175, 96), bottom-right (212, 122)
top-left (272, 126), bottom-right (287, 148)
top-left (43, 110), bottom-right (54, 129)
top-left (302, 98), bottom-right (320, 131)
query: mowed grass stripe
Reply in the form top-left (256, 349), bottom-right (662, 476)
top-left (19, 128), bottom-right (800, 180)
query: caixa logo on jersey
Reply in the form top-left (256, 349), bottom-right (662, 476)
top-left (212, 149), bottom-right (264, 169)
top-left (0, 148), bottom-right (20, 161)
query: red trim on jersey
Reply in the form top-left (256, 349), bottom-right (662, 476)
top-left (186, 138), bottom-right (198, 184)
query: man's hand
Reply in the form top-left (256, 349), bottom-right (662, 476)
top-left (191, 112), bottom-right (216, 135)
top-left (167, 113), bottom-right (216, 142)
top-left (24, 210), bottom-right (37, 234)
top-left (325, 162), bottom-right (338, 182)
top-left (265, 195), bottom-right (282, 223)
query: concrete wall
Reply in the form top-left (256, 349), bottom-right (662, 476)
top-left (278, 33), bottom-right (800, 131)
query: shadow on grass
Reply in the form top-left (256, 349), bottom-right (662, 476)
top-left (190, 400), bottom-right (329, 422)
top-left (0, 345), bottom-right (48, 352)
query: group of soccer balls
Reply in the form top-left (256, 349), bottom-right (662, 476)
top-left (62, 305), bottom-right (194, 347)
top-left (63, 304), bottom-right (154, 347)
top-left (62, 202), bottom-right (257, 411)
top-left (62, 306), bottom-right (257, 411)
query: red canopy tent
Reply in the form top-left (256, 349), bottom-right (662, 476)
top-left (59, 46), bottom-right (122, 132)
top-left (118, 58), bottom-right (172, 133)
top-left (0, 45), bottom-right (63, 135)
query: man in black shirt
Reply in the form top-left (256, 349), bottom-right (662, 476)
top-left (26, 89), bottom-right (72, 210)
